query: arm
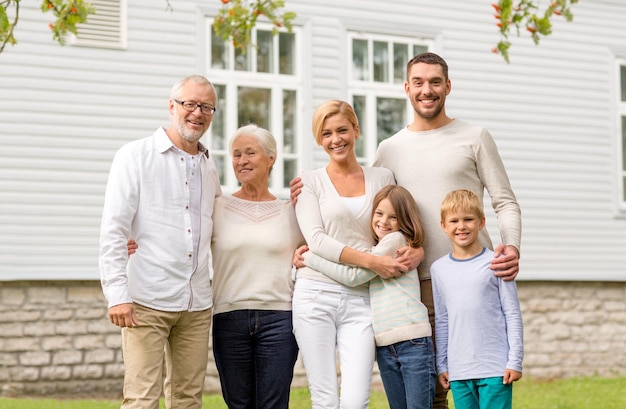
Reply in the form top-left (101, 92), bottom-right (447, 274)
top-left (294, 172), bottom-right (403, 278)
top-left (303, 251), bottom-right (377, 287)
top-left (476, 130), bottom-right (522, 280)
top-left (499, 278), bottom-right (524, 379)
top-left (294, 172), bottom-right (347, 262)
top-left (303, 232), bottom-right (408, 285)
top-left (338, 247), bottom-right (404, 278)
top-left (99, 146), bottom-right (140, 326)
top-left (432, 268), bottom-right (449, 377)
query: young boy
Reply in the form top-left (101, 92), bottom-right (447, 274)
top-left (431, 189), bottom-right (523, 409)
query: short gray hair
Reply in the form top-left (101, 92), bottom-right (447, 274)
top-left (229, 124), bottom-right (277, 171)
top-left (170, 75), bottom-right (217, 101)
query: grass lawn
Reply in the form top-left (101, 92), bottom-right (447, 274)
top-left (1, 376), bottom-right (624, 408)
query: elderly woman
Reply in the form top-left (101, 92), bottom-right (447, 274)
top-left (211, 124), bottom-right (303, 409)
top-left (128, 124), bottom-right (303, 408)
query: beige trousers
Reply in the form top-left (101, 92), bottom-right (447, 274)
top-left (120, 303), bottom-right (211, 409)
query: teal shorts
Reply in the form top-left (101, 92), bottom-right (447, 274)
top-left (450, 376), bottom-right (512, 409)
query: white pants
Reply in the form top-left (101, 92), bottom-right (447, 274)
top-left (292, 279), bottom-right (375, 409)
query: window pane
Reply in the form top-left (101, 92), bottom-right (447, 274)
top-left (621, 65), bottom-right (626, 102)
top-left (214, 154), bottom-right (227, 186)
top-left (622, 116), bottom-right (626, 171)
top-left (352, 39), bottom-right (368, 81)
top-left (279, 32), bottom-right (295, 75)
top-left (412, 44), bottom-right (428, 58)
top-left (211, 84), bottom-right (227, 151)
top-left (211, 31), bottom-right (229, 70)
top-left (622, 115), bottom-right (626, 202)
top-left (622, 115), bottom-right (626, 200)
top-left (235, 47), bottom-right (251, 71)
top-left (376, 97), bottom-right (406, 145)
top-left (237, 87), bottom-right (271, 128)
top-left (373, 41), bottom-right (388, 83)
top-left (283, 90), bottom-right (297, 154)
top-left (257, 30), bottom-right (273, 73)
top-left (393, 43), bottom-right (408, 83)
top-left (352, 95), bottom-right (366, 157)
top-left (283, 159), bottom-right (297, 188)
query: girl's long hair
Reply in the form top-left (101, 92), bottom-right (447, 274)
top-left (371, 185), bottom-right (424, 248)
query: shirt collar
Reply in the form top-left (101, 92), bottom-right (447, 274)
top-left (155, 127), bottom-right (209, 158)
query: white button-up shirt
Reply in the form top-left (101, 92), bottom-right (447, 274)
top-left (99, 127), bottom-right (221, 311)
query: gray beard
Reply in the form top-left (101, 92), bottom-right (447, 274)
top-left (177, 123), bottom-right (204, 144)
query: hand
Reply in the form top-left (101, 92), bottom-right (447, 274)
top-left (108, 303), bottom-right (139, 328)
top-left (368, 254), bottom-right (404, 279)
top-left (438, 372), bottom-right (450, 390)
top-left (491, 244), bottom-right (519, 281)
top-left (127, 239), bottom-right (138, 256)
top-left (503, 369), bottom-right (522, 384)
top-left (289, 176), bottom-right (303, 205)
top-left (293, 244), bottom-right (308, 268)
top-left (395, 246), bottom-right (424, 271)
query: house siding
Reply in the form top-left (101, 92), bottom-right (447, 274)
top-left (1, 0), bottom-right (625, 397)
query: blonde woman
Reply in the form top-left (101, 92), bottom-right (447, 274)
top-left (292, 100), bottom-right (421, 409)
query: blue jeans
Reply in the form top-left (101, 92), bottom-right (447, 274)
top-left (376, 337), bottom-right (436, 409)
top-left (212, 310), bottom-right (298, 409)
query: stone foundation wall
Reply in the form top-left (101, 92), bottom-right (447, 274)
top-left (1, 280), bottom-right (625, 397)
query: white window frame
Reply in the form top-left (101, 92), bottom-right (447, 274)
top-left (617, 59), bottom-right (626, 213)
top-left (348, 32), bottom-right (432, 165)
top-left (205, 19), bottom-right (303, 196)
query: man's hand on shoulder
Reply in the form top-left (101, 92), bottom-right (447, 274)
top-left (491, 244), bottom-right (519, 281)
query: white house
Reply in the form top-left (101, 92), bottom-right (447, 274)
top-left (1, 0), bottom-right (625, 397)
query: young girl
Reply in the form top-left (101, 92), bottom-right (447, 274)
top-left (302, 184), bottom-right (436, 409)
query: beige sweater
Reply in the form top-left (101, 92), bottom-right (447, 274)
top-left (294, 166), bottom-right (395, 287)
top-left (211, 196), bottom-right (304, 315)
top-left (374, 119), bottom-right (521, 280)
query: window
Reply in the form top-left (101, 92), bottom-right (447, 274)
top-left (618, 61), bottom-right (626, 210)
top-left (206, 21), bottom-right (301, 194)
top-left (349, 33), bottom-right (431, 164)
top-left (72, 0), bottom-right (127, 49)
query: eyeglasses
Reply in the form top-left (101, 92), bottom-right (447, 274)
top-left (173, 99), bottom-right (216, 115)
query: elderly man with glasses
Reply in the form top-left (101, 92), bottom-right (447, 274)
top-left (99, 75), bottom-right (221, 409)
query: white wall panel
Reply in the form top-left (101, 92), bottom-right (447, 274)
top-left (0, 0), bottom-right (625, 282)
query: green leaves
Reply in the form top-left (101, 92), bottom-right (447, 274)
top-left (1, 0), bottom-right (95, 55)
top-left (212, 0), bottom-right (297, 53)
top-left (0, 0), bottom-right (19, 53)
top-left (40, 0), bottom-right (96, 46)
top-left (492, 0), bottom-right (578, 63)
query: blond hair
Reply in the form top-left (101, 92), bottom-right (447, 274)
top-left (440, 189), bottom-right (484, 221)
top-left (311, 100), bottom-right (359, 145)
